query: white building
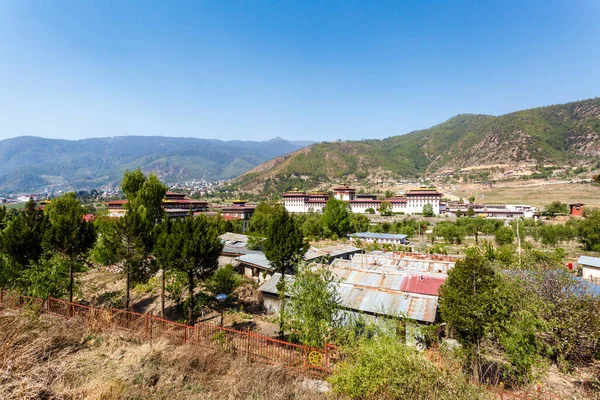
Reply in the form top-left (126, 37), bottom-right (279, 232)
top-left (578, 256), bottom-right (600, 284)
top-left (282, 187), bottom-right (443, 215)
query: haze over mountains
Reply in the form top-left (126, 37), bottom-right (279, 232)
top-left (0, 136), bottom-right (309, 192)
top-left (2, 97), bottom-right (599, 194)
top-left (235, 98), bottom-right (600, 194)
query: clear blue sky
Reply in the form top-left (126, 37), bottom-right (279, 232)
top-left (1, 1), bottom-right (599, 142)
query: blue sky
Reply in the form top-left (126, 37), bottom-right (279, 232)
top-left (1, 1), bottom-right (599, 142)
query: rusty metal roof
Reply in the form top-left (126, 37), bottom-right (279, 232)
top-left (259, 273), bottom-right (439, 323)
top-left (304, 244), bottom-right (361, 260)
top-left (400, 275), bottom-right (445, 296)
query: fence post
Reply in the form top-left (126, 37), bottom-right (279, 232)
top-left (148, 312), bottom-right (153, 339)
top-left (19, 295), bottom-right (23, 308)
top-left (196, 323), bottom-right (200, 343)
top-left (303, 347), bottom-right (307, 371)
top-left (0, 289), bottom-right (3, 304)
top-left (184, 325), bottom-right (188, 343)
top-left (324, 339), bottom-right (329, 370)
top-left (245, 328), bottom-right (250, 361)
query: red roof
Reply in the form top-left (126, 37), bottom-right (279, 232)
top-left (104, 199), bottom-right (128, 205)
top-left (82, 214), bottom-right (96, 222)
top-left (400, 275), bottom-right (446, 296)
top-left (406, 190), bottom-right (441, 196)
top-left (283, 193), bottom-right (307, 198)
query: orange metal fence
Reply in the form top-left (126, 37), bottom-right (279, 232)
top-left (0, 290), bottom-right (339, 373)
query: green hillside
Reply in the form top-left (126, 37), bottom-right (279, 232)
top-left (235, 98), bottom-right (600, 194)
top-left (0, 136), bottom-right (310, 193)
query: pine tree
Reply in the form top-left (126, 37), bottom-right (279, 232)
top-left (155, 215), bottom-right (223, 324)
top-left (43, 192), bottom-right (96, 303)
top-left (263, 208), bottom-right (307, 337)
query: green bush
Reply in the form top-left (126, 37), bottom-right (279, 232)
top-left (329, 335), bottom-right (484, 399)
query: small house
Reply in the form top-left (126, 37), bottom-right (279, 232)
top-left (578, 255), bottom-right (600, 284)
top-left (569, 203), bottom-right (585, 218)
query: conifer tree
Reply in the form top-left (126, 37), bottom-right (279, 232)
top-left (263, 208), bottom-right (307, 337)
top-left (43, 192), bottom-right (96, 303)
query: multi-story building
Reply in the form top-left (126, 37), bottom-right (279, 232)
top-left (282, 187), bottom-right (443, 215)
top-left (105, 191), bottom-right (209, 218)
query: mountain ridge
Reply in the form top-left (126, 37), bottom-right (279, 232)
top-left (0, 135), bottom-right (311, 192)
top-left (234, 98), bottom-right (600, 194)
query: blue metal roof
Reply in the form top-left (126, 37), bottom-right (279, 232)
top-left (349, 232), bottom-right (408, 240)
top-left (578, 255), bottom-right (600, 269)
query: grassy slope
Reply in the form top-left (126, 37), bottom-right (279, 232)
top-left (0, 312), bottom-right (331, 400)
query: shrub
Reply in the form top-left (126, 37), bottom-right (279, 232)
top-left (329, 335), bottom-right (484, 399)
top-left (495, 227), bottom-right (515, 246)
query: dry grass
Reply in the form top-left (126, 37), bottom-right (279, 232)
top-left (0, 310), bottom-right (336, 400)
top-left (450, 181), bottom-right (600, 208)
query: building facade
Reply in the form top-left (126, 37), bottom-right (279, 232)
top-left (282, 187), bottom-right (442, 215)
top-left (105, 191), bottom-right (209, 218)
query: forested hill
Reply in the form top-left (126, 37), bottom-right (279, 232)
top-left (0, 136), bottom-right (309, 192)
top-left (235, 98), bottom-right (600, 194)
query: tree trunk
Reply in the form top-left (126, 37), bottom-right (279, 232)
top-left (125, 262), bottom-right (130, 310)
top-left (161, 269), bottom-right (165, 318)
top-left (188, 271), bottom-right (194, 325)
top-left (475, 231), bottom-right (479, 245)
top-left (278, 280), bottom-right (286, 339)
top-left (68, 259), bottom-right (74, 304)
top-left (471, 341), bottom-right (480, 383)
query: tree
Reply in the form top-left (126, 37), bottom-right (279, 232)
top-left (103, 170), bottom-right (168, 309)
top-left (43, 192), bottom-right (97, 303)
top-left (122, 168), bottom-right (168, 224)
top-left (468, 196), bottom-right (475, 204)
top-left (285, 264), bottom-right (341, 347)
top-left (114, 207), bottom-right (153, 309)
top-left (495, 226), bottom-right (515, 246)
top-left (263, 208), bottom-right (307, 337)
top-left (578, 209), bottom-right (600, 252)
top-left (378, 201), bottom-right (393, 216)
top-left (205, 264), bottom-right (244, 299)
top-left (543, 201), bottom-right (569, 217)
top-left (322, 197), bottom-right (351, 237)
top-left (455, 209), bottom-right (463, 218)
top-left (0, 198), bottom-right (47, 267)
top-left (465, 206), bottom-right (475, 218)
top-left (248, 201), bottom-right (284, 236)
top-left (422, 203), bottom-right (434, 217)
top-left (349, 214), bottom-right (369, 233)
top-left (464, 222), bottom-right (479, 244)
top-left (438, 249), bottom-right (512, 382)
top-left (155, 215), bottom-right (223, 324)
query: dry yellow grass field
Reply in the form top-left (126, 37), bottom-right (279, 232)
top-left (0, 311), bottom-right (333, 400)
top-left (451, 182), bottom-right (600, 208)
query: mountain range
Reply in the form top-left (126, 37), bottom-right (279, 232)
top-left (3, 97), bottom-right (599, 194)
top-left (0, 136), bottom-right (309, 193)
top-left (234, 98), bottom-right (600, 194)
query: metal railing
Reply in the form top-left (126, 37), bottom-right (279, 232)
top-left (0, 290), bottom-right (339, 373)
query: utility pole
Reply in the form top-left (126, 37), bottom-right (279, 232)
top-left (516, 218), bottom-right (522, 267)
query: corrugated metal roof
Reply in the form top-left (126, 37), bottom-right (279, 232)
top-left (349, 232), bottom-right (408, 240)
top-left (235, 253), bottom-right (274, 271)
top-left (258, 273), bottom-right (293, 294)
top-left (260, 269), bottom-right (440, 323)
top-left (304, 245), bottom-right (360, 260)
top-left (578, 255), bottom-right (600, 269)
top-left (220, 232), bottom-right (249, 243)
top-left (348, 253), bottom-right (455, 274)
top-left (400, 275), bottom-right (445, 296)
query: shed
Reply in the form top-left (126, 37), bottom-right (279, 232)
top-left (235, 253), bottom-right (275, 283)
top-left (578, 255), bottom-right (600, 284)
top-left (569, 203), bottom-right (585, 218)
